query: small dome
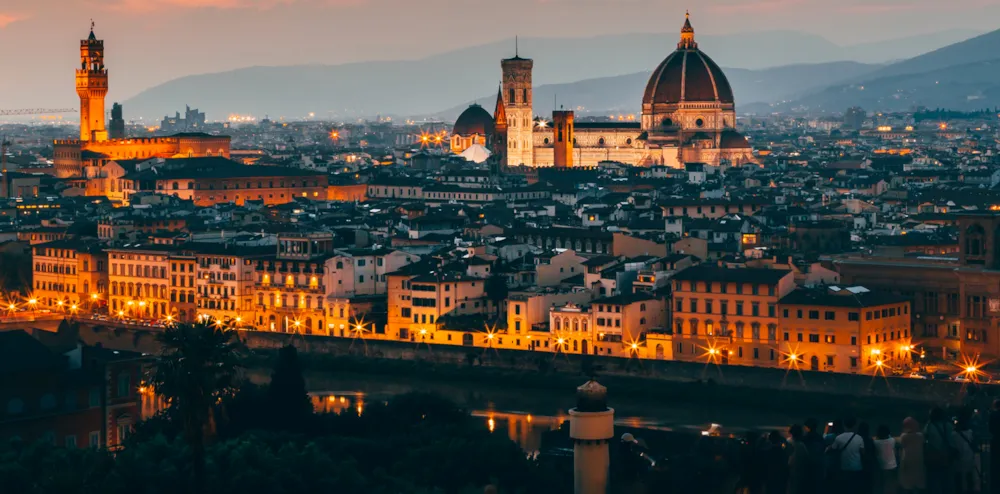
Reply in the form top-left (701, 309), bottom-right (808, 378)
top-left (453, 104), bottom-right (495, 137)
top-left (642, 14), bottom-right (734, 107)
top-left (720, 129), bottom-right (750, 149)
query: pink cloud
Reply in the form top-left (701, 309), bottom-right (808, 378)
top-left (838, 3), bottom-right (920, 14)
top-left (0, 13), bottom-right (26, 28)
top-left (101, 0), bottom-right (362, 12)
top-left (707, 0), bottom-right (807, 15)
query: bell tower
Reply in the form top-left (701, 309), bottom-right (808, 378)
top-left (77, 21), bottom-right (108, 142)
top-left (501, 40), bottom-right (533, 167)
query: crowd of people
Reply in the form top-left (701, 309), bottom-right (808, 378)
top-left (734, 398), bottom-right (1000, 494)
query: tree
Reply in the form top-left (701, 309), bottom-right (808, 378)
top-left (484, 273), bottom-right (508, 319)
top-left (152, 321), bottom-right (242, 493)
top-left (266, 345), bottom-right (313, 429)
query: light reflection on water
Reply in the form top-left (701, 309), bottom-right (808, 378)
top-left (308, 390), bottom-right (756, 453)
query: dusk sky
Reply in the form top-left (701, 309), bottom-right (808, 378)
top-left (0, 0), bottom-right (995, 109)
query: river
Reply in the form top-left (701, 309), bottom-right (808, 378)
top-left (248, 369), bottom-right (916, 453)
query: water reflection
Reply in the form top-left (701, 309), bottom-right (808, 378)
top-left (309, 390), bottom-right (750, 453)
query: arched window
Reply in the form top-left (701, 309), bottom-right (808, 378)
top-left (172, 182), bottom-right (179, 190)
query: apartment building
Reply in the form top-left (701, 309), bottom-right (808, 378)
top-left (32, 239), bottom-right (107, 310)
top-left (667, 265), bottom-right (796, 367)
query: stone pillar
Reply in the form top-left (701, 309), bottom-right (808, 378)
top-left (569, 380), bottom-right (614, 494)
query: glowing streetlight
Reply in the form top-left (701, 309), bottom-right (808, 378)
top-left (91, 293), bottom-right (98, 300)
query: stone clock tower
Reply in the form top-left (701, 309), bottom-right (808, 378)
top-left (77, 22), bottom-right (108, 142)
top-left (501, 47), bottom-right (533, 167)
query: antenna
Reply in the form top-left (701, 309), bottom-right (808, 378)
top-left (1, 136), bottom-right (8, 200)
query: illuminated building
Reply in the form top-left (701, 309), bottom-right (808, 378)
top-left (667, 266), bottom-right (796, 365)
top-left (53, 27), bottom-right (231, 178)
top-left (455, 13), bottom-right (753, 169)
top-left (31, 240), bottom-right (107, 309)
top-left (253, 234), bottom-right (335, 334)
top-left (77, 23), bottom-right (108, 143)
top-left (195, 244), bottom-right (272, 325)
top-left (123, 157), bottom-right (327, 206)
top-left (835, 212), bottom-right (1000, 360)
top-left (777, 287), bottom-right (912, 373)
top-left (106, 245), bottom-right (173, 320)
top-left (450, 104), bottom-right (494, 156)
top-left (386, 263), bottom-right (487, 341)
top-left (501, 50), bottom-right (534, 168)
top-left (169, 251), bottom-right (197, 323)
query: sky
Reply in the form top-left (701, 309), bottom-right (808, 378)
top-left (0, 0), bottom-right (996, 109)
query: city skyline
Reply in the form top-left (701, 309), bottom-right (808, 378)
top-left (0, 0), bottom-right (995, 110)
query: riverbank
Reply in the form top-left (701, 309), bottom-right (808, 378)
top-left (246, 348), bottom-right (945, 423)
top-left (57, 322), bottom-right (970, 421)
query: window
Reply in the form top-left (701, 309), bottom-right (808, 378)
top-left (848, 312), bottom-right (859, 322)
top-left (735, 302), bottom-right (744, 316)
top-left (826, 356), bottom-right (835, 367)
top-left (850, 357), bottom-right (858, 368)
top-left (850, 336), bottom-right (857, 346)
top-left (783, 309), bottom-right (789, 318)
top-left (824, 311), bottom-right (835, 321)
top-left (89, 431), bottom-right (101, 449)
top-left (783, 332), bottom-right (789, 341)
top-left (824, 335), bottom-right (835, 344)
top-left (117, 373), bottom-right (131, 398)
top-left (705, 300), bottom-right (713, 314)
top-left (808, 310), bottom-right (819, 320)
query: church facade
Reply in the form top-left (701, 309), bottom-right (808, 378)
top-left (450, 13), bottom-right (754, 169)
top-left (52, 25), bottom-right (230, 179)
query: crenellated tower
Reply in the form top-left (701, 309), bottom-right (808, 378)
top-left (501, 43), bottom-right (533, 167)
top-left (77, 22), bottom-right (108, 142)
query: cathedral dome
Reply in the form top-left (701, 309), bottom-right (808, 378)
top-left (453, 104), bottom-right (495, 137)
top-left (642, 13), bottom-right (735, 107)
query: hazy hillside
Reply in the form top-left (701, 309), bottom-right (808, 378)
top-left (862, 29), bottom-right (1000, 80)
top-left (774, 28), bottom-right (1000, 112)
top-left (123, 30), bottom-right (974, 121)
top-left (788, 59), bottom-right (1000, 112)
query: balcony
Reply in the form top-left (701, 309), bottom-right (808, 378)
top-left (255, 282), bottom-right (324, 293)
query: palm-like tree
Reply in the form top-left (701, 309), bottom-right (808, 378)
top-left (152, 321), bottom-right (242, 492)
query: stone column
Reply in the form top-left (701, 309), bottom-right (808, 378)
top-left (569, 380), bottom-right (614, 494)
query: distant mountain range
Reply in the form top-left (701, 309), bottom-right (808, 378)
top-left (122, 29), bottom-right (981, 121)
top-left (770, 29), bottom-right (1000, 112)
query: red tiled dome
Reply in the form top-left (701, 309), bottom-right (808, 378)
top-left (453, 104), bottom-right (494, 137)
top-left (642, 14), bottom-right (734, 106)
